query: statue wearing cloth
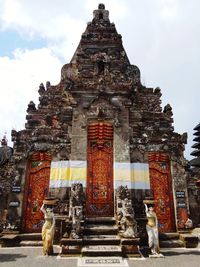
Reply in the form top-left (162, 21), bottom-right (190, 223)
top-left (144, 200), bottom-right (160, 256)
top-left (41, 202), bottom-right (55, 255)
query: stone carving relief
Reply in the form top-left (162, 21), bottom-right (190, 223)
top-left (69, 183), bottom-right (84, 239)
top-left (0, 146), bottom-right (13, 166)
top-left (92, 52), bottom-right (110, 75)
top-left (116, 186), bottom-right (137, 238)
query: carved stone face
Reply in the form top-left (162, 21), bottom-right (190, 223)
top-left (98, 3), bottom-right (105, 10)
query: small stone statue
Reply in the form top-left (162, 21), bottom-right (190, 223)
top-left (70, 183), bottom-right (83, 208)
top-left (117, 185), bottom-right (130, 200)
top-left (117, 186), bottom-right (137, 238)
top-left (71, 206), bottom-right (83, 239)
top-left (40, 203), bottom-right (55, 255)
top-left (0, 136), bottom-right (13, 166)
top-left (69, 183), bottom-right (84, 239)
top-left (144, 201), bottom-right (164, 257)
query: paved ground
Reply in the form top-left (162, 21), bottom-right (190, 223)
top-left (0, 246), bottom-right (200, 267)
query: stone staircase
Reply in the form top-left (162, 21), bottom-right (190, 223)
top-left (60, 217), bottom-right (141, 257)
top-left (159, 232), bottom-right (184, 248)
top-left (82, 217), bottom-right (122, 257)
top-left (0, 232), bottom-right (42, 247)
top-left (19, 233), bottom-right (42, 247)
top-left (159, 231), bottom-right (198, 248)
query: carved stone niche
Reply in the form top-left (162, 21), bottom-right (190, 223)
top-left (93, 4), bottom-right (109, 22)
top-left (93, 52), bottom-right (110, 76)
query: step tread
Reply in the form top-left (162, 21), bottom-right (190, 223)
top-left (180, 233), bottom-right (199, 240)
top-left (82, 245), bottom-right (122, 252)
top-left (20, 240), bottom-right (43, 246)
top-left (0, 234), bottom-right (18, 240)
top-left (85, 225), bottom-right (118, 229)
top-left (85, 217), bottom-right (115, 221)
top-left (83, 235), bottom-right (120, 240)
top-left (159, 232), bottom-right (180, 240)
top-left (18, 233), bottom-right (42, 241)
top-left (19, 233), bottom-right (41, 237)
top-left (160, 239), bottom-right (184, 248)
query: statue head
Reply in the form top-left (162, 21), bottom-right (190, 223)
top-left (148, 206), bottom-right (154, 212)
top-left (98, 3), bottom-right (105, 10)
top-left (46, 207), bottom-right (53, 214)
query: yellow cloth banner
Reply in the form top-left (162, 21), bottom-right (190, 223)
top-left (50, 160), bottom-right (86, 188)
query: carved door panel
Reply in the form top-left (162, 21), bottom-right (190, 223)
top-left (149, 153), bottom-right (175, 233)
top-left (86, 122), bottom-right (114, 217)
top-left (23, 153), bottom-right (51, 233)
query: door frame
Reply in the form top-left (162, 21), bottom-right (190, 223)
top-left (148, 152), bottom-right (176, 232)
top-left (86, 121), bottom-right (114, 217)
top-left (22, 152), bottom-right (51, 232)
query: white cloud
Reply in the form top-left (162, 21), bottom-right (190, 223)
top-left (0, 48), bottom-right (62, 145)
top-left (1, 0), bottom-right (86, 61)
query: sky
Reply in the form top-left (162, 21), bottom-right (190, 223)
top-left (0, 0), bottom-right (199, 160)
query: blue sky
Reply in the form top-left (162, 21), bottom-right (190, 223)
top-left (0, 30), bottom-right (47, 57)
top-left (0, 0), bottom-right (200, 160)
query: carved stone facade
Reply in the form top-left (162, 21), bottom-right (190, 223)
top-left (0, 4), bottom-right (194, 235)
top-left (188, 123), bottom-right (200, 227)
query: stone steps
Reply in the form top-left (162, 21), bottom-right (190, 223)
top-left (159, 232), bottom-right (185, 248)
top-left (61, 217), bottom-right (122, 257)
top-left (18, 233), bottom-right (42, 247)
top-left (0, 234), bottom-right (20, 247)
top-left (20, 240), bottom-right (43, 247)
top-left (160, 239), bottom-right (184, 248)
top-left (84, 224), bottom-right (118, 235)
top-left (179, 233), bottom-right (199, 248)
top-left (82, 217), bottom-right (141, 258)
top-left (19, 233), bottom-right (42, 241)
top-left (159, 232), bottom-right (180, 240)
top-left (83, 235), bottom-right (121, 245)
top-left (85, 217), bottom-right (116, 225)
top-left (159, 232), bottom-right (198, 248)
top-left (60, 238), bottom-right (83, 246)
top-left (60, 217), bottom-right (141, 258)
top-left (82, 245), bottom-right (122, 257)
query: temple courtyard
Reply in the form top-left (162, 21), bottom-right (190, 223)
top-left (0, 246), bottom-right (200, 267)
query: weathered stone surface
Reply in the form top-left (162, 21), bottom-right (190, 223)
top-left (0, 4), bottom-right (195, 239)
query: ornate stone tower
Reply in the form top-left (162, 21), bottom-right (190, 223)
top-left (0, 4), bottom-right (190, 237)
top-left (188, 123), bottom-right (200, 227)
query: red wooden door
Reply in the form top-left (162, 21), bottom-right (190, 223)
top-left (23, 153), bottom-right (51, 232)
top-left (149, 153), bottom-right (175, 232)
top-left (86, 122), bottom-right (114, 217)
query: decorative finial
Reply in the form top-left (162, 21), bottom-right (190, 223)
top-left (27, 101), bottom-right (36, 113)
top-left (98, 3), bottom-right (105, 10)
top-left (1, 134), bottom-right (8, 146)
